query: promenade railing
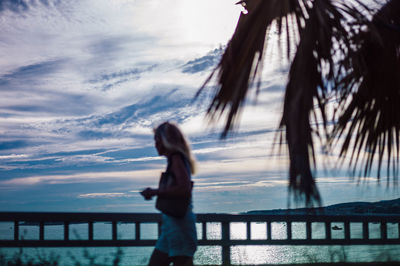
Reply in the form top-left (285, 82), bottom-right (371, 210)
top-left (0, 212), bottom-right (399, 265)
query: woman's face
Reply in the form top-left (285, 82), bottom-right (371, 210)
top-left (154, 135), bottom-right (166, 156)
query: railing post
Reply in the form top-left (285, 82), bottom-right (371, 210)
top-left (88, 222), bottom-right (93, 241)
top-left (221, 221), bottom-right (230, 265)
top-left (287, 221), bottom-right (292, 240)
top-left (325, 222), bottom-right (331, 240)
top-left (344, 221), bottom-right (350, 241)
top-left (363, 222), bottom-right (369, 240)
top-left (135, 222), bottom-right (141, 240)
top-left (39, 221), bottom-right (44, 241)
top-left (398, 222), bottom-right (400, 239)
top-left (64, 222), bottom-right (69, 241)
top-left (306, 221), bottom-right (312, 240)
top-left (158, 222), bottom-right (162, 238)
top-left (266, 222), bottom-right (271, 240)
top-left (14, 221), bottom-right (19, 241)
top-left (112, 221), bottom-right (117, 241)
top-left (202, 222), bottom-right (207, 240)
top-left (381, 222), bottom-right (387, 240)
top-left (246, 222), bottom-right (251, 240)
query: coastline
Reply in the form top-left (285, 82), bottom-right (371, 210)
top-left (245, 198), bottom-right (400, 216)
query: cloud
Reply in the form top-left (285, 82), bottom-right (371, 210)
top-left (0, 140), bottom-right (29, 151)
top-left (0, 59), bottom-right (65, 84)
top-left (78, 192), bottom-right (132, 198)
top-left (0, 154), bottom-right (28, 160)
top-left (78, 130), bottom-right (113, 139)
top-left (88, 64), bottom-right (157, 91)
top-left (182, 47), bottom-right (223, 74)
top-left (0, 0), bottom-right (30, 13)
top-left (1, 169), bottom-right (162, 186)
top-left (0, 0), bottom-right (67, 14)
top-left (193, 179), bottom-right (287, 192)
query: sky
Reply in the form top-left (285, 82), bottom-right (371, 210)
top-left (0, 0), bottom-right (398, 214)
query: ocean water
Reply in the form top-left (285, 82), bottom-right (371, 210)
top-left (0, 221), bottom-right (399, 265)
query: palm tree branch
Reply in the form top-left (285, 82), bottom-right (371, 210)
top-left (332, 0), bottom-right (400, 180)
top-left (197, 0), bottom-right (306, 136)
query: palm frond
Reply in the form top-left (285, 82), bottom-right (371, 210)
top-left (332, 0), bottom-right (400, 180)
top-left (281, 0), bottom-right (353, 206)
top-left (197, 0), bottom-right (305, 136)
top-left (197, 0), bottom-right (400, 206)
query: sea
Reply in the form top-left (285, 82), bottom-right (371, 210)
top-left (0, 220), bottom-right (399, 265)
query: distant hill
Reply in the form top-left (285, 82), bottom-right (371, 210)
top-left (246, 198), bottom-right (400, 216)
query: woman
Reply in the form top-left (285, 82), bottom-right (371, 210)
top-left (141, 121), bottom-right (197, 266)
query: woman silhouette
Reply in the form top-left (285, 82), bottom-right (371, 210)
top-left (141, 121), bottom-right (197, 266)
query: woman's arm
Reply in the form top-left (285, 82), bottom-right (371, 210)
top-left (140, 154), bottom-right (192, 199)
top-left (158, 154), bottom-right (192, 198)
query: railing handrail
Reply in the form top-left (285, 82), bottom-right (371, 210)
top-left (1, 211), bottom-right (399, 222)
top-left (1, 212), bottom-right (399, 266)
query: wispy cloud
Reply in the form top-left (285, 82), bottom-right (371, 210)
top-left (182, 48), bottom-right (223, 74)
top-left (78, 192), bottom-right (133, 198)
top-left (1, 169), bottom-right (162, 186)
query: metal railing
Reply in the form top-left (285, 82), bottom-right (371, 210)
top-left (0, 212), bottom-right (399, 265)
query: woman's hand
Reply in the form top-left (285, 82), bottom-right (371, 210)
top-left (140, 188), bottom-right (158, 200)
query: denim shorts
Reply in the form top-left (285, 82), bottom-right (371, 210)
top-left (155, 205), bottom-right (197, 257)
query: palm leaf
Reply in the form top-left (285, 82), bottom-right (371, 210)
top-left (281, 0), bottom-right (355, 206)
top-left (332, 0), bottom-right (400, 180)
top-left (197, 0), bottom-right (400, 205)
top-left (197, 0), bottom-right (305, 136)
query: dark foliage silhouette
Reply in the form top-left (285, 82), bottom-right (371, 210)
top-left (198, 0), bottom-right (400, 205)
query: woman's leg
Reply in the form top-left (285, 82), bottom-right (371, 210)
top-left (148, 249), bottom-right (170, 266)
top-left (170, 256), bottom-right (194, 266)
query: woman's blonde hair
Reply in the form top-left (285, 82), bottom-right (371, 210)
top-left (154, 121), bottom-right (196, 174)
